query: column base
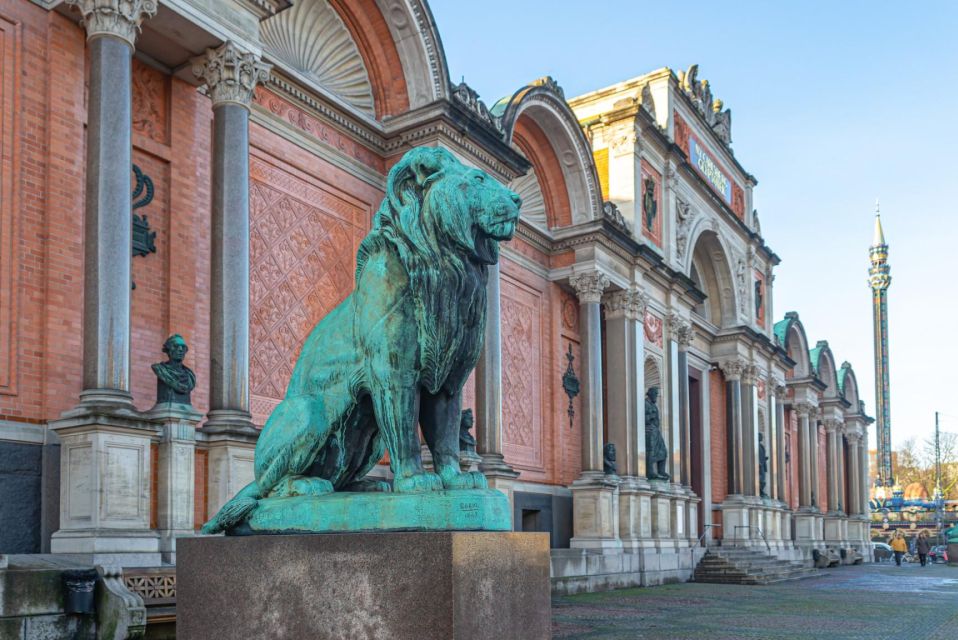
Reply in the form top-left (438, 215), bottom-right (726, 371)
top-left (793, 508), bottom-right (821, 543)
top-left (76, 387), bottom-right (136, 411)
top-left (478, 452), bottom-right (519, 479)
top-left (200, 428), bottom-right (258, 522)
top-left (202, 409), bottom-right (259, 437)
top-left (617, 477), bottom-right (653, 549)
top-left (570, 472), bottom-right (622, 550)
top-left (50, 528), bottom-right (161, 567)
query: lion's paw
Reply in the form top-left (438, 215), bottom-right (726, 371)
top-left (272, 476), bottom-right (334, 498)
top-left (438, 469), bottom-right (488, 490)
top-left (343, 478), bottom-right (392, 493)
top-left (393, 472), bottom-right (444, 493)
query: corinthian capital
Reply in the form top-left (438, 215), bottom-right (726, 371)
top-left (66, 0), bottom-right (157, 47)
top-left (603, 288), bottom-right (649, 320)
top-left (773, 380), bottom-right (787, 401)
top-left (667, 312), bottom-right (694, 348)
top-left (719, 359), bottom-right (746, 381)
top-left (793, 402), bottom-right (814, 418)
top-left (823, 418), bottom-right (844, 433)
top-left (570, 271), bottom-right (610, 305)
top-left (192, 41), bottom-right (272, 109)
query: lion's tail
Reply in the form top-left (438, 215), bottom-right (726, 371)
top-left (200, 480), bottom-right (261, 535)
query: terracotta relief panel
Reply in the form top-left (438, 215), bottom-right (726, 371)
top-left (500, 275), bottom-right (543, 469)
top-left (248, 153), bottom-right (369, 424)
top-left (644, 310), bottom-right (663, 348)
top-left (132, 59), bottom-right (169, 145)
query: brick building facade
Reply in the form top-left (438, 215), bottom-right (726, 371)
top-left (0, 0), bottom-right (871, 591)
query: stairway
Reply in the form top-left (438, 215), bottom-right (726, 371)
top-left (693, 547), bottom-right (824, 585)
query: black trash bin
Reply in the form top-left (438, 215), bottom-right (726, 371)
top-left (62, 568), bottom-right (99, 614)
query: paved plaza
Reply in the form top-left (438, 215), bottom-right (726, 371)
top-left (553, 562), bottom-right (958, 639)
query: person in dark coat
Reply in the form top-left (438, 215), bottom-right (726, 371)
top-left (916, 530), bottom-right (932, 567)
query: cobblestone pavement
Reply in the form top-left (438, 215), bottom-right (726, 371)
top-left (552, 562), bottom-right (958, 639)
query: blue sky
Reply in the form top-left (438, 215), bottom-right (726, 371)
top-left (430, 0), bottom-right (958, 450)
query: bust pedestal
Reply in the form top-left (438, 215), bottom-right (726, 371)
top-left (178, 531), bottom-right (551, 640)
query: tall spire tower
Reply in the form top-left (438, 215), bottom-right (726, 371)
top-left (869, 200), bottom-right (893, 487)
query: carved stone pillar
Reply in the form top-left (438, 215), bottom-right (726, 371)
top-left (773, 383), bottom-right (787, 504)
top-left (475, 263), bottom-right (518, 482)
top-left (824, 419), bottom-right (842, 514)
top-left (192, 42), bottom-right (270, 435)
top-left (793, 403), bottom-right (813, 508)
top-left (668, 314), bottom-right (693, 487)
top-left (570, 271), bottom-right (610, 475)
top-left (720, 360), bottom-right (746, 496)
top-left (66, 0), bottom-right (157, 406)
top-left (845, 431), bottom-right (861, 516)
top-left (741, 366), bottom-right (759, 498)
top-left (50, 0), bottom-right (160, 566)
top-left (568, 271), bottom-right (620, 550)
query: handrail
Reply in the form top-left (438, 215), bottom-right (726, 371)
top-left (733, 525), bottom-right (771, 552)
top-left (691, 524), bottom-right (721, 565)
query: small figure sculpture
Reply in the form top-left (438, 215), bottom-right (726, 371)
top-left (603, 443), bottom-right (617, 476)
top-left (459, 409), bottom-right (477, 455)
top-left (151, 334), bottom-right (196, 406)
top-left (642, 178), bottom-right (657, 231)
top-left (645, 387), bottom-right (670, 481)
top-left (202, 147), bottom-right (521, 535)
top-left (754, 279), bottom-right (763, 319)
top-left (758, 432), bottom-right (769, 497)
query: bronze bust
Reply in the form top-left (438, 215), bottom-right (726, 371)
top-left (152, 334), bottom-right (196, 406)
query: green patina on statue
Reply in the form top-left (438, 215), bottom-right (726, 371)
top-left (203, 147), bottom-right (521, 535)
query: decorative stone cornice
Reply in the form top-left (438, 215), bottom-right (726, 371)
top-left (570, 271), bottom-right (610, 305)
top-left (667, 313), bottom-right (693, 348)
top-left (192, 41), bottom-right (272, 110)
top-left (719, 359), bottom-right (747, 381)
top-left (603, 288), bottom-right (648, 321)
top-left (66, 0), bottom-right (157, 47)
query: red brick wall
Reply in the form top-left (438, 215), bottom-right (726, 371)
top-left (709, 369), bottom-right (727, 504)
top-left (194, 449), bottom-right (208, 529)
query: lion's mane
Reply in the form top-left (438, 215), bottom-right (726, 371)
top-left (355, 148), bottom-right (488, 395)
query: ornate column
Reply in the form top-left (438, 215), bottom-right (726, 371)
top-left (51, 0), bottom-right (160, 565)
top-left (773, 383), bottom-right (787, 504)
top-left (570, 271), bottom-right (610, 475)
top-left (475, 263), bottom-right (518, 482)
top-left (568, 271), bottom-right (620, 550)
top-left (604, 287), bottom-right (651, 549)
top-left (668, 314), bottom-right (693, 487)
top-left (720, 359), bottom-right (752, 545)
top-left (824, 419), bottom-right (842, 514)
top-left (792, 402), bottom-right (820, 547)
top-left (192, 43), bottom-right (270, 517)
top-left (845, 430), bottom-right (861, 517)
top-left (67, 0), bottom-right (157, 406)
top-left (741, 366), bottom-right (760, 498)
top-left (794, 403), bottom-right (813, 508)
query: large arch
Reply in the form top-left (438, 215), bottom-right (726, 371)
top-left (688, 228), bottom-right (738, 328)
top-left (260, 0), bottom-right (450, 120)
top-left (494, 79), bottom-right (602, 229)
top-left (810, 340), bottom-right (839, 399)
top-left (774, 312), bottom-right (811, 378)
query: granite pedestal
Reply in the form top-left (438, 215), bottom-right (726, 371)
top-left (178, 531), bottom-right (551, 640)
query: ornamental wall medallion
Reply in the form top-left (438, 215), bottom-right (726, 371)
top-left (644, 311), bottom-right (663, 347)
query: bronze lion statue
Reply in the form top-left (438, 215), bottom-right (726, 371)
top-left (203, 147), bottom-right (521, 534)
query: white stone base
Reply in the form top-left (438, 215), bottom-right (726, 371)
top-left (550, 541), bottom-right (700, 595)
top-left (50, 529), bottom-right (162, 567)
top-left (569, 473), bottom-right (622, 551)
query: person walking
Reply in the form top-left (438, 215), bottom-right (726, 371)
top-left (891, 530), bottom-right (908, 566)
top-left (916, 530), bottom-right (931, 567)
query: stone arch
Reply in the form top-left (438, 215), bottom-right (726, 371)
top-left (811, 340), bottom-right (839, 399)
top-left (839, 362), bottom-right (860, 409)
top-left (687, 228), bottom-right (738, 328)
top-left (495, 80), bottom-right (602, 229)
top-left (774, 312), bottom-right (811, 378)
top-left (261, 0), bottom-right (450, 119)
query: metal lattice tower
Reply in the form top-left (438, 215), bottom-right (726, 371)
top-left (869, 201), bottom-right (893, 487)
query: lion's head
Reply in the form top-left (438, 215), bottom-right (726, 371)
top-left (365, 147), bottom-right (521, 268)
top-left (355, 147), bottom-right (521, 394)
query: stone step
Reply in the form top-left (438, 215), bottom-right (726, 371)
top-left (693, 548), bottom-right (822, 586)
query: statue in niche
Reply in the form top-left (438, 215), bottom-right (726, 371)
top-left (603, 443), bottom-right (618, 476)
top-left (151, 334), bottom-right (196, 406)
top-left (642, 177), bottom-right (657, 232)
top-left (645, 387), bottom-right (670, 481)
top-left (754, 279), bottom-right (764, 320)
top-left (758, 432), bottom-right (769, 497)
top-left (201, 147), bottom-right (521, 535)
top-left (459, 409), bottom-right (476, 455)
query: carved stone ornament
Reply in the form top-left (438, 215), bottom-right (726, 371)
top-left (675, 196), bottom-right (697, 261)
top-left (66, 0), bottom-right (157, 47)
top-left (602, 201), bottom-right (630, 233)
top-left (667, 313), bottom-right (693, 347)
top-left (131, 164), bottom-right (156, 258)
top-left (192, 41), bottom-right (272, 109)
top-left (604, 288), bottom-right (648, 321)
top-left (639, 82), bottom-right (656, 120)
top-left (773, 381), bottom-right (787, 401)
top-left (719, 359), bottom-right (746, 381)
top-left (530, 75), bottom-right (565, 101)
top-left (562, 345), bottom-right (580, 430)
top-left (451, 81), bottom-right (503, 133)
top-left (823, 418), bottom-right (844, 433)
top-left (742, 365), bottom-right (760, 387)
top-left (676, 64), bottom-right (732, 146)
top-left (569, 271), bottom-right (610, 304)
top-left (793, 402), bottom-right (814, 418)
